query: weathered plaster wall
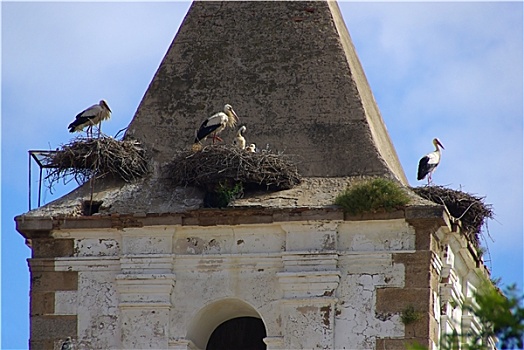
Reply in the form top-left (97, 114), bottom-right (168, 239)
top-left (23, 212), bottom-right (492, 350)
top-left (53, 231), bottom-right (122, 350)
top-left (25, 218), bottom-right (412, 349)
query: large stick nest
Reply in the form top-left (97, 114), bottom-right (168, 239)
top-left (412, 185), bottom-right (493, 248)
top-left (43, 136), bottom-right (148, 188)
top-left (166, 145), bottom-right (301, 190)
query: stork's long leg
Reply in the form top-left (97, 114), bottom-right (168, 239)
top-left (211, 133), bottom-right (223, 144)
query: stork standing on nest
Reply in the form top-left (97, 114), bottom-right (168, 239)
top-left (417, 138), bottom-right (445, 185)
top-left (194, 104), bottom-right (239, 147)
top-left (233, 125), bottom-right (247, 149)
top-left (68, 100), bottom-right (112, 138)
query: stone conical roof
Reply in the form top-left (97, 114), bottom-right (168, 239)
top-left (126, 0), bottom-right (407, 183)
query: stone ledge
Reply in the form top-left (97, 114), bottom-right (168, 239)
top-left (17, 205), bottom-right (448, 239)
top-left (405, 205), bottom-right (450, 229)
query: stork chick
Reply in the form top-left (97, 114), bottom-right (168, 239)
top-left (194, 104), bottom-right (239, 147)
top-left (233, 126), bottom-right (247, 149)
top-left (68, 100), bottom-right (111, 138)
top-left (417, 138), bottom-right (445, 185)
top-left (246, 143), bottom-right (256, 153)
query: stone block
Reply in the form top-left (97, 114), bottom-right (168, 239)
top-left (121, 308), bottom-right (170, 349)
top-left (376, 338), bottom-right (430, 350)
top-left (122, 232), bottom-right (173, 255)
top-left (31, 315), bottom-right (77, 340)
top-left (376, 287), bottom-right (431, 313)
top-left (58, 217), bottom-right (113, 230)
top-left (31, 271), bottom-right (78, 292)
top-left (141, 215), bottom-right (182, 226)
top-left (282, 222), bottom-right (338, 251)
top-left (29, 339), bottom-right (54, 350)
top-left (404, 313), bottom-right (430, 338)
top-left (54, 291), bottom-right (78, 315)
top-left (75, 237), bottom-right (120, 257)
top-left (32, 238), bottom-right (74, 258)
top-left (405, 206), bottom-right (446, 222)
top-left (15, 216), bottom-right (53, 238)
top-left (393, 252), bottom-right (432, 289)
top-left (31, 291), bottom-right (55, 316)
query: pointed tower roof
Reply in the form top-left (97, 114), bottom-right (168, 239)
top-left (126, 1), bottom-right (407, 183)
top-left (17, 1), bottom-right (413, 223)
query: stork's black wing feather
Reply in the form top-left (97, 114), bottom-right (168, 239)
top-left (417, 156), bottom-right (435, 180)
top-left (68, 115), bottom-right (96, 132)
top-left (195, 123), bottom-right (220, 143)
top-left (67, 105), bottom-right (101, 132)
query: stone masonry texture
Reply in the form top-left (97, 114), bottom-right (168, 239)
top-left (127, 1), bottom-right (407, 182)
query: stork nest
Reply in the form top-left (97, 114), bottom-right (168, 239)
top-left (43, 136), bottom-right (148, 189)
top-left (166, 145), bottom-right (301, 191)
top-left (411, 185), bottom-right (493, 248)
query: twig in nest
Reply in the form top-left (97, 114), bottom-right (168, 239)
top-left (42, 136), bottom-right (149, 192)
top-left (411, 185), bottom-right (494, 250)
top-left (165, 145), bottom-right (301, 191)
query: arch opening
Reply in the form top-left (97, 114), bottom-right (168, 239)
top-left (206, 316), bottom-right (266, 350)
top-left (186, 298), bottom-right (267, 349)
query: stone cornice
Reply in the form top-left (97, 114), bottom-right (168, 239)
top-left (16, 206), bottom-right (448, 239)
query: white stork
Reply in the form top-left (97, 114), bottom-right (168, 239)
top-left (417, 138), bottom-right (445, 184)
top-left (233, 125), bottom-right (247, 149)
top-left (68, 100), bottom-right (112, 137)
top-left (246, 143), bottom-right (256, 153)
top-left (194, 104), bottom-right (239, 145)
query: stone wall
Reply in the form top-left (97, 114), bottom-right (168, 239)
top-left (437, 224), bottom-right (495, 349)
top-left (21, 206), bottom-right (485, 350)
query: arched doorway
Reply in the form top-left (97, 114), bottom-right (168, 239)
top-left (206, 316), bottom-right (266, 350)
top-left (185, 298), bottom-right (268, 349)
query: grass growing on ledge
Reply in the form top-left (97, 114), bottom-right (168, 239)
top-left (204, 181), bottom-right (244, 208)
top-left (401, 305), bottom-right (423, 325)
top-left (335, 178), bottom-right (409, 215)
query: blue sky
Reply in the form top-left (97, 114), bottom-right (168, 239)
top-left (2, 2), bottom-right (522, 349)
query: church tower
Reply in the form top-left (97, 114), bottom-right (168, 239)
top-left (16, 2), bottom-right (491, 349)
